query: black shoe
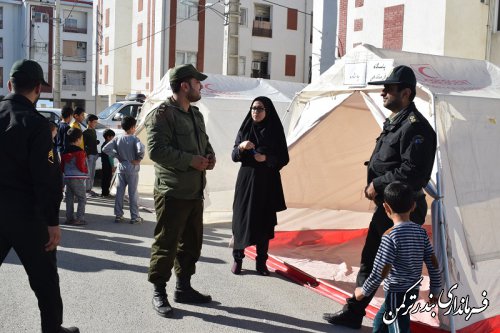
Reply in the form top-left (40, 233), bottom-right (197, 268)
top-left (256, 262), bottom-right (270, 276)
top-left (174, 287), bottom-right (212, 304)
top-left (231, 261), bottom-right (242, 275)
top-left (59, 327), bottom-right (80, 333)
top-left (323, 310), bottom-right (362, 329)
top-left (152, 292), bottom-right (173, 317)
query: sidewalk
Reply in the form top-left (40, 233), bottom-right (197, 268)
top-left (0, 190), bottom-right (373, 333)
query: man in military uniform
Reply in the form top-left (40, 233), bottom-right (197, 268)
top-left (146, 64), bottom-right (216, 317)
top-left (0, 60), bottom-right (79, 332)
top-left (324, 65), bottom-right (437, 329)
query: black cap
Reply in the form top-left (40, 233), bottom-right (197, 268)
top-left (10, 59), bottom-right (50, 87)
top-left (368, 65), bottom-right (416, 87)
top-left (169, 64), bottom-right (207, 83)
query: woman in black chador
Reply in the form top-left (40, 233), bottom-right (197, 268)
top-left (231, 96), bottom-right (289, 276)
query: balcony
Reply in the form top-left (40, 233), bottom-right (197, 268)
top-left (252, 20), bottom-right (272, 38)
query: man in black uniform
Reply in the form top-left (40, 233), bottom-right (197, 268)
top-left (324, 65), bottom-right (437, 328)
top-left (0, 59), bottom-right (79, 333)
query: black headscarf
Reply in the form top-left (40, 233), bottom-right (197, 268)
top-left (236, 96), bottom-right (289, 170)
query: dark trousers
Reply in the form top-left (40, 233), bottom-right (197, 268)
top-left (101, 162), bottom-right (112, 196)
top-left (233, 239), bottom-right (269, 264)
top-left (0, 221), bottom-right (63, 333)
top-left (148, 195), bottom-right (204, 285)
top-left (373, 289), bottom-right (419, 333)
top-left (345, 195), bottom-right (427, 317)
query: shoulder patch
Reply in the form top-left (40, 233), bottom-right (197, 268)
top-left (48, 149), bottom-right (55, 164)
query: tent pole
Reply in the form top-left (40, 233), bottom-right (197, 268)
top-left (434, 94), bottom-right (456, 333)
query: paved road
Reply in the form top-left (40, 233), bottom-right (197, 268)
top-left (0, 194), bottom-right (373, 333)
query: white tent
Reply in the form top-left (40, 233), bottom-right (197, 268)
top-left (135, 73), bottom-right (306, 219)
top-left (274, 44), bottom-right (500, 332)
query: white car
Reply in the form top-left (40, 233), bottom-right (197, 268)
top-left (37, 107), bottom-right (123, 170)
top-left (97, 94), bottom-right (145, 129)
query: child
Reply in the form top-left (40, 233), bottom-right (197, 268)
top-left (354, 181), bottom-right (441, 333)
top-left (100, 129), bottom-right (116, 197)
top-left (60, 128), bottom-right (88, 226)
top-left (56, 105), bottom-right (73, 154)
top-left (103, 116), bottom-right (145, 224)
top-left (71, 106), bottom-right (86, 150)
top-left (83, 114), bottom-right (100, 197)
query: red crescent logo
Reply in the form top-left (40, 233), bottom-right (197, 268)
top-left (418, 66), bottom-right (438, 78)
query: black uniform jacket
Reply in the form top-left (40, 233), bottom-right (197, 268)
top-left (0, 94), bottom-right (62, 226)
top-left (367, 102), bottom-right (437, 203)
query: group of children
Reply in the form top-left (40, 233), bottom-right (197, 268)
top-left (53, 106), bottom-right (145, 226)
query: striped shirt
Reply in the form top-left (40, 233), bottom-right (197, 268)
top-left (362, 221), bottom-right (441, 296)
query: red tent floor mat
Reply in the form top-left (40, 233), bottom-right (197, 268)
top-left (244, 227), bottom-right (500, 332)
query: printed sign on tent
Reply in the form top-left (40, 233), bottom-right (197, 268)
top-left (344, 63), bottom-right (367, 86)
top-left (366, 59), bottom-right (394, 83)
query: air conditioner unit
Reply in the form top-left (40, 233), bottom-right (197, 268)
top-left (251, 61), bottom-right (261, 71)
top-left (77, 42), bottom-right (86, 49)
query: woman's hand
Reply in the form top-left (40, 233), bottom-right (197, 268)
top-left (239, 141), bottom-right (255, 151)
top-left (254, 153), bottom-right (266, 162)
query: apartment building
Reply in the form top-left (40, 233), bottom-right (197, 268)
top-left (0, 0), bottom-right (94, 111)
top-left (335, 0), bottom-right (494, 62)
top-left (94, 0), bottom-right (313, 108)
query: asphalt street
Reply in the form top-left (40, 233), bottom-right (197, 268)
top-left (0, 193), bottom-right (373, 333)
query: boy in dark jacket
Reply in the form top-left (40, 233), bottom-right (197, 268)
top-left (61, 128), bottom-right (88, 226)
top-left (100, 129), bottom-right (115, 197)
top-left (83, 114), bottom-right (100, 196)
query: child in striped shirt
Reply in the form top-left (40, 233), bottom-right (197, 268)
top-left (354, 181), bottom-right (441, 333)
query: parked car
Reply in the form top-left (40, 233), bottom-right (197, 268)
top-left (97, 94), bottom-right (145, 129)
top-left (37, 107), bottom-right (123, 170)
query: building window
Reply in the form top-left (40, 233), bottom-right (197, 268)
top-left (287, 8), bottom-right (297, 30)
top-left (105, 8), bottom-right (110, 27)
top-left (63, 10), bottom-right (88, 33)
top-left (176, 51), bottom-right (197, 66)
top-left (62, 40), bottom-right (87, 62)
top-left (383, 5), bottom-right (404, 50)
top-left (253, 4), bottom-right (272, 38)
top-left (177, 0), bottom-right (198, 21)
top-left (62, 70), bottom-right (86, 91)
top-left (285, 54), bottom-right (296, 76)
top-left (0, 38), bottom-right (3, 59)
top-left (33, 12), bottom-right (49, 23)
top-left (240, 7), bottom-right (247, 26)
top-left (251, 51), bottom-right (269, 79)
top-left (137, 23), bottom-right (143, 46)
top-left (138, 0), bottom-right (143, 12)
top-left (137, 58), bottom-right (142, 80)
top-left (104, 65), bottom-right (108, 84)
top-left (105, 37), bottom-right (109, 56)
top-left (0, 67), bottom-right (3, 88)
top-left (0, 7), bottom-right (3, 29)
top-left (238, 56), bottom-right (246, 75)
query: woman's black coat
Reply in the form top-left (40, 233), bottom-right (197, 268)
top-left (231, 96), bottom-right (289, 249)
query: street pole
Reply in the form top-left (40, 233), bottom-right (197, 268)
top-left (53, 0), bottom-right (62, 107)
top-left (94, 4), bottom-right (100, 114)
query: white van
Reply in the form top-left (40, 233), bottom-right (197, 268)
top-left (97, 94), bottom-right (145, 129)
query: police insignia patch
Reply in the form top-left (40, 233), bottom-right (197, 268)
top-left (48, 150), bottom-right (54, 164)
top-left (409, 115), bottom-right (417, 123)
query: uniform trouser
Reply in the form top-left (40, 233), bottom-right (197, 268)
top-left (0, 221), bottom-right (63, 333)
top-left (101, 163), bottom-right (112, 196)
top-left (345, 194), bottom-right (427, 317)
top-left (148, 195), bottom-right (204, 285)
top-left (65, 178), bottom-right (87, 221)
top-left (232, 239), bottom-right (269, 264)
top-left (373, 288), bottom-right (419, 333)
top-left (86, 154), bottom-right (98, 191)
top-left (114, 173), bottom-right (139, 219)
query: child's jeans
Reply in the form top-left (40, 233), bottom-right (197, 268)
top-left (65, 178), bottom-right (87, 221)
top-left (86, 154), bottom-right (98, 191)
top-left (373, 288), bottom-right (419, 333)
top-left (115, 172), bottom-right (139, 219)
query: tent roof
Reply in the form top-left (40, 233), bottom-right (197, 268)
top-left (298, 44), bottom-right (500, 102)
